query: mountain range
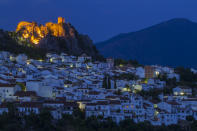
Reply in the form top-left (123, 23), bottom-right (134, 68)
top-left (96, 18), bottom-right (197, 67)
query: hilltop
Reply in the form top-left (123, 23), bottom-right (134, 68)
top-left (0, 17), bottom-right (101, 59)
top-left (96, 18), bottom-right (197, 67)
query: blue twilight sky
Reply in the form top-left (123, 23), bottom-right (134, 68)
top-left (0, 0), bottom-right (197, 42)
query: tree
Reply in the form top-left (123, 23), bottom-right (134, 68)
top-left (191, 120), bottom-right (197, 131)
top-left (37, 108), bottom-right (54, 131)
top-left (125, 84), bottom-right (130, 91)
top-left (114, 73), bottom-right (138, 80)
top-left (0, 103), bottom-right (23, 130)
top-left (102, 75), bottom-right (107, 89)
top-left (114, 59), bottom-right (141, 67)
top-left (24, 112), bottom-right (39, 130)
top-left (114, 79), bottom-right (117, 89)
top-left (175, 67), bottom-right (197, 82)
top-left (107, 76), bottom-right (111, 89)
top-left (114, 89), bottom-right (122, 95)
top-left (73, 108), bottom-right (85, 119)
top-left (16, 82), bottom-right (26, 91)
top-left (186, 116), bottom-right (195, 122)
top-left (102, 75), bottom-right (111, 89)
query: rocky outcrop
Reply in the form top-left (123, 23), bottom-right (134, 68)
top-left (16, 17), bottom-right (99, 58)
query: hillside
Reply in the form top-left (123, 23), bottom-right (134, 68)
top-left (0, 17), bottom-right (101, 59)
top-left (96, 18), bottom-right (197, 67)
top-left (0, 29), bottom-right (47, 59)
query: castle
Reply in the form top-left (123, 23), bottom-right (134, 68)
top-left (16, 17), bottom-right (70, 44)
top-left (58, 17), bottom-right (65, 24)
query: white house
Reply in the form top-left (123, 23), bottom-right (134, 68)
top-left (135, 67), bottom-right (145, 78)
top-left (0, 84), bottom-right (19, 101)
top-left (26, 81), bottom-right (54, 98)
top-left (78, 53), bottom-right (91, 63)
top-left (16, 54), bottom-right (27, 64)
top-left (17, 102), bottom-right (41, 115)
top-left (173, 86), bottom-right (192, 96)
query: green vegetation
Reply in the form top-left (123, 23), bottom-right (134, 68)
top-left (102, 75), bottom-right (107, 89)
top-left (137, 89), bottom-right (162, 102)
top-left (175, 67), bottom-right (197, 95)
top-left (0, 29), bottom-right (104, 61)
top-left (102, 75), bottom-right (111, 89)
top-left (64, 80), bottom-right (72, 84)
top-left (114, 89), bottom-right (122, 95)
top-left (0, 41), bottom-right (47, 59)
top-left (114, 59), bottom-right (141, 67)
top-left (114, 73), bottom-right (138, 80)
top-left (0, 105), bottom-right (195, 131)
top-left (175, 67), bottom-right (197, 82)
top-left (108, 76), bottom-right (111, 89)
top-left (158, 73), bottom-right (177, 87)
top-left (158, 74), bottom-right (176, 95)
top-left (16, 82), bottom-right (26, 91)
top-left (114, 79), bottom-right (117, 89)
top-left (0, 31), bottom-right (46, 59)
top-left (76, 32), bottom-right (105, 61)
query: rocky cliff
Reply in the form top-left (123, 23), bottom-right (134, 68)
top-left (16, 17), bottom-right (99, 58)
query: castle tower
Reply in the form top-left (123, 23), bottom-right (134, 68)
top-left (58, 17), bottom-right (65, 24)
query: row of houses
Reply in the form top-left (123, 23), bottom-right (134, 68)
top-left (0, 51), bottom-right (196, 126)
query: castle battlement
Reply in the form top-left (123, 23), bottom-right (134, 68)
top-left (58, 17), bottom-right (65, 24)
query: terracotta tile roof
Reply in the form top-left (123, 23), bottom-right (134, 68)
top-left (109, 100), bottom-right (121, 105)
top-left (86, 103), bottom-right (97, 106)
top-left (167, 101), bottom-right (181, 105)
top-left (105, 96), bottom-right (118, 99)
top-left (96, 101), bottom-right (109, 105)
top-left (14, 91), bottom-right (37, 97)
top-left (0, 83), bottom-right (15, 87)
top-left (64, 102), bottom-right (78, 107)
top-left (0, 103), bottom-right (8, 108)
top-left (44, 100), bottom-right (65, 104)
top-left (88, 91), bottom-right (100, 95)
top-left (182, 98), bottom-right (197, 101)
top-left (119, 96), bottom-right (130, 100)
top-left (18, 102), bottom-right (42, 108)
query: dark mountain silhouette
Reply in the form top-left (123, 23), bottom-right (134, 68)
top-left (96, 18), bottom-right (197, 67)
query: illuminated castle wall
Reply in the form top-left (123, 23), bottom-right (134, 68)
top-left (58, 17), bottom-right (65, 24)
top-left (16, 17), bottom-right (67, 44)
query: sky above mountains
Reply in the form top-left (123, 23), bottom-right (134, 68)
top-left (0, 0), bottom-right (197, 42)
